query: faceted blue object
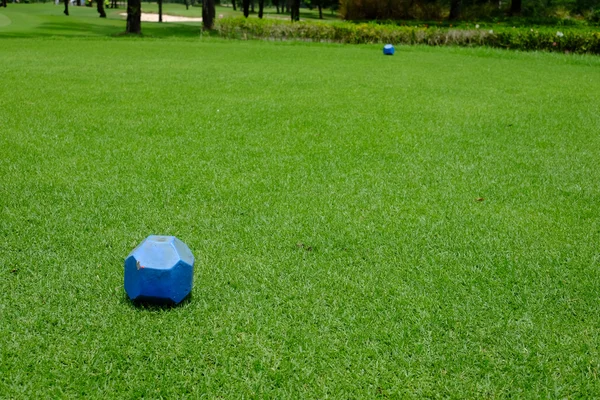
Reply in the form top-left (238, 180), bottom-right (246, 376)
top-left (124, 235), bottom-right (194, 305)
top-left (383, 44), bottom-right (395, 55)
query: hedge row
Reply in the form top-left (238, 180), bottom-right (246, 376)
top-left (215, 18), bottom-right (600, 54)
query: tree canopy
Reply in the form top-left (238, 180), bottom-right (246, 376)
top-left (339, 0), bottom-right (600, 20)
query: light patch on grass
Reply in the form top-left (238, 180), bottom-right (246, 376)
top-left (118, 12), bottom-right (203, 22)
top-left (0, 12), bottom-right (11, 27)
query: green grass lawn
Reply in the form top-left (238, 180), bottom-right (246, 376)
top-left (0, 3), bottom-right (336, 38)
top-left (0, 3), bottom-right (203, 37)
top-left (0, 2), bottom-right (338, 39)
top-left (2, 5), bottom-right (600, 398)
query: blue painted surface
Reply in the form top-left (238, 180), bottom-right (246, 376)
top-left (383, 44), bottom-right (395, 55)
top-left (124, 235), bottom-right (195, 305)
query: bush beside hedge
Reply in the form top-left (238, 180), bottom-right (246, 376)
top-left (215, 18), bottom-right (600, 54)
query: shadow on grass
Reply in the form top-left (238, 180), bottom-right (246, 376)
top-left (138, 22), bottom-right (203, 38)
top-left (1, 19), bottom-right (203, 39)
top-left (122, 292), bottom-right (194, 311)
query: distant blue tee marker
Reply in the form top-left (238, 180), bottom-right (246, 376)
top-left (124, 235), bottom-right (195, 305)
top-left (383, 44), bottom-right (395, 55)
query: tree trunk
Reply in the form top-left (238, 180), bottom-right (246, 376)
top-left (258, 0), bottom-right (264, 18)
top-left (202, 0), bottom-right (215, 29)
top-left (242, 0), bottom-right (249, 17)
top-left (186, 0), bottom-right (189, 9)
top-left (290, 0), bottom-right (299, 21)
top-left (250, 0), bottom-right (254, 12)
top-left (97, 0), bottom-right (106, 16)
top-left (76, 0), bottom-right (81, 6)
top-left (1, 0), bottom-right (6, 7)
top-left (231, 0), bottom-right (236, 10)
top-left (63, 0), bottom-right (69, 15)
top-left (158, 0), bottom-right (162, 22)
top-left (449, 0), bottom-right (461, 20)
top-left (275, 1), bottom-right (279, 13)
top-left (318, 4), bottom-right (322, 18)
top-left (126, 0), bottom-right (142, 34)
top-left (510, 0), bottom-right (521, 15)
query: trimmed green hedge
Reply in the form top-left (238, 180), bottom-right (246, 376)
top-left (215, 18), bottom-right (600, 54)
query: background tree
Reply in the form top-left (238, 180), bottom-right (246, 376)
top-left (126, 0), bottom-right (141, 34)
top-left (258, 0), bottom-right (265, 17)
top-left (340, 0), bottom-right (448, 20)
top-left (576, 0), bottom-right (600, 13)
top-left (316, 0), bottom-right (324, 19)
top-left (203, 0), bottom-right (215, 29)
top-left (339, 0), bottom-right (600, 20)
top-left (305, 0), bottom-right (335, 19)
top-left (97, 0), bottom-right (106, 17)
top-left (158, 0), bottom-right (163, 22)
top-left (232, 0), bottom-right (236, 11)
top-left (449, 0), bottom-right (461, 19)
top-left (291, 0), bottom-right (300, 20)
top-left (1, 0), bottom-right (6, 8)
top-left (273, 0), bottom-right (280, 13)
top-left (242, 0), bottom-right (250, 17)
top-left (510, 0), bottom-right (522, 14)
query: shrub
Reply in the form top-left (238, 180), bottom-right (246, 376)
top-left (215, 18), bottom-right (600, 54)
top-left (588, 9), bottom-right (600, 23)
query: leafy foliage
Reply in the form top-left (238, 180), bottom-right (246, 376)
top-left (216, 17), bottom-right (600, 53)
top-left (339, 0), bottom-right (600, 20)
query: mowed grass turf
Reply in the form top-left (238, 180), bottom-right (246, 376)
top-left (1, 34), bottom-right (600, 397)
top-left (0, 3), bottom-right (337, 40)
top-left (0, 3), bottom-right (202, 38)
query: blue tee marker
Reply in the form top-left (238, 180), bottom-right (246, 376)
top-left (124, 235), bottom-right (195, 305)
top-left (383, 44), bottom-right (395, 55)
